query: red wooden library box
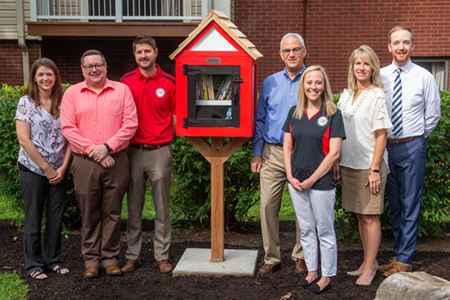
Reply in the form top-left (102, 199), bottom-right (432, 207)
top-left (170, 10), bottom-right (263, 137)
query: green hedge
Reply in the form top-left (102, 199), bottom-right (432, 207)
top-left (1, 84), bottom-right (449, 236)
top-left (170, 137), bottom-right (260, 227)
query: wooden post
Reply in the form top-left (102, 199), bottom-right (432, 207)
top-left (210, 137), bottom-right (224, 261)
top-left (185, 136), bottom-right (249, 262)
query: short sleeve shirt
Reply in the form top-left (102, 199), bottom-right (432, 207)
top-left (15, 96), bottom-right (66, 176)
top-left (120, 65), bottom-right (176, 145)
top-left (282, 105), bottom-right (346, 190)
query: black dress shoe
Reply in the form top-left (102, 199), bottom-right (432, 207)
top-left (305, 282), bottom-right (331, 294)
top-left (295, 277), bottom-right (319, 289)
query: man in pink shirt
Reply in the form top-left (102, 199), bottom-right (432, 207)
top-left (61, 49), bottom-right (138, 279)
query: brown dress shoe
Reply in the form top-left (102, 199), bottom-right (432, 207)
top-left (155, 260), bottom-right (173, 273)
top-left (105, 264), bottom-right (122, 276)
top-left (83, 266), bottom-right (100, 279)
top-left (295, 259), bottom-right (307, 274)
top-left (121, 259), bottom-right (142, 273)
top-left (379, 257), bottom-right (397, 272)
top-left (383, 261), bottom-right (412, 277)
top-left (258, 263), bottom-right (281, 274)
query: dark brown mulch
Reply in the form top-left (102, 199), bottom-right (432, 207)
top-left (2, 219), bottom-right (450, 300)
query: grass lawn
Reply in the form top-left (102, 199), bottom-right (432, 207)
top-left (0, 186), bottom-right (297, 223)
top-left (246, 186), bottom-right (296, 222)
top-left (0, 194), bottom-right (20, 221)
top-left (0, 271), bottom-right (29, 300)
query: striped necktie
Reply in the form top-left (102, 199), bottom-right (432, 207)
top-left (391, 68), bottom-right (403, 137)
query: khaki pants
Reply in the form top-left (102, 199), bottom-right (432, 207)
top-left (72, 153), bottom-right (129, 268)
top-left (125, 145), bottom-right (173, 261)
top-left (260, 144), bottom-right (304, 264)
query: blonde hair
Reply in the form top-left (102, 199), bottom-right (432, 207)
top-left (293, 65), bottom-right (336, 120)
top-left (347, 45), bottom-right (385, 93)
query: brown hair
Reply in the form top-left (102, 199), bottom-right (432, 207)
top-left (293, 65), bottom-right (337, 120)
top-left (80, 49), bottom-right (106, 65)
top-left (347, 45), bottom-right (385, 93)
top-left (25, 58), bottom-right (63, 117)
top-left (388, 25), bottom-right (414, 44)
top-left (132, 35), bottom-right (157, 52)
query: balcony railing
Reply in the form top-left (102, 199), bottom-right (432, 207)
top-left (30, 0), bottom-right (212, 22)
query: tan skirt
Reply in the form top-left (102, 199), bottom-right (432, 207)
top-left (341, 159), bottom-right (388, 215)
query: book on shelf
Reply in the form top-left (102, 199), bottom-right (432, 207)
top-left (196, 75), bottom-right (232, 101)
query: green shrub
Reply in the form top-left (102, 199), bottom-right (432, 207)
top-left (420, 90), bottom-right (450, 236)
top-left (1, 84), bottom-right (449, 237)
top-left (171, 137), bottom-right (260, 227)
top-left (0, 84), bottom-right (26, 217)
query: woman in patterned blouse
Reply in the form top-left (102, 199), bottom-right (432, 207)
top-left (15, 58), bottom-right (72, 280)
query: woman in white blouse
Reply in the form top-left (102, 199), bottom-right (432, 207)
top-left (334, 45), bottom-right (393, 286)
top-left (15, 58), bottom-right (72, 279)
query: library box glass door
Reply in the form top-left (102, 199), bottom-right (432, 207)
top-left (183, 64), bottom-right (242, 128)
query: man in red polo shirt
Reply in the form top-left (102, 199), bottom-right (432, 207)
top-left (120, 35), bottom-right (176, 273)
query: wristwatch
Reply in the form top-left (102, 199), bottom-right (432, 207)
top-left (104, 143), bottom-right (112, 153)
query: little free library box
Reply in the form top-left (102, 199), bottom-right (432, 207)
top-left (170, 10), bottom-right (263, 268)
top-left (170, 9), bottom-right (263, 137)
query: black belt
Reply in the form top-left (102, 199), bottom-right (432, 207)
top-left (268, 143), bottom-right (283, 148)
top-left (130, 142), bottom-right (170, 151)
top-left (387, 136), bottom-right (419, 144)
top-left (74, 150), bottom-right (125, 159)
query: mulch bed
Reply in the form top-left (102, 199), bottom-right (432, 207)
top-left (1, 219), bottom-right (450, 300)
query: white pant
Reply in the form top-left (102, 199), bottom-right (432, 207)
top-left (289, 185), bottom-right (337, 277)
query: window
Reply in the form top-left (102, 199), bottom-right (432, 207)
top-left (412, 58), bottom-right (449, 90)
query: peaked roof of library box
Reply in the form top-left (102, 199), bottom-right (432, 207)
top-left (169, 10), bottom-right (263, 60)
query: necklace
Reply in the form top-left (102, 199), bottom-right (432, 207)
top-left (341, 88), bottom-right (374, 121)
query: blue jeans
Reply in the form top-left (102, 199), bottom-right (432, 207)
top-left (20, 169), bottom-right (68, 275)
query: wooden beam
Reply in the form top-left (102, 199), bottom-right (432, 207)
top-left (210, 137), bottom-right (224, 261)
top-left (26, 22), bottom-right (199, 37)
top-left (184, 136), bottom-right (212, 163)
top-left (221, 137), bottom-right (249, 164)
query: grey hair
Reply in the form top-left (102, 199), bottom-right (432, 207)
top-left (280, 33), bottom-right (305, 50)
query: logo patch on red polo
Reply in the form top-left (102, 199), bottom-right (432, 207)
top-left (156, 88), bottom-right (165, 98)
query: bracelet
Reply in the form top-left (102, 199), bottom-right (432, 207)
top-left (369, 168), bottom-right (379, 173)
top-left (104, 143), bottom-right (112, 152)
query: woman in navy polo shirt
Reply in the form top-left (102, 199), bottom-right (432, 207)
top-left (283, 65), bottom-right (345, 294)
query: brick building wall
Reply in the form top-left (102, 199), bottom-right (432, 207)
top-left (234, 0), bottom-right (450, 92)
top-left (1, 1), bottom-right (449, 90)
top-left (0, 41), bottom-right (41, 85)
top-left (41, 37), bottom-right (182, 84)
top-left (1, 37), bottom-right (182, 86)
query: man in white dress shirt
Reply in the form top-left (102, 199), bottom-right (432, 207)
top-left (379, 25), bottom-right (441, 277)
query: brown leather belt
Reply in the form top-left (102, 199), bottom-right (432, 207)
top-left (74, 150), bottom-right (125, 159)
top-left (387, 136), bottom-right (417, 144)
top-left (269, 143), bottom-right (284, 148)
top-left (130, 142), bottom-right (170, 151)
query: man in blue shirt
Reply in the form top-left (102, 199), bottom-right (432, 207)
top-left (251, 33), bottom-right (307, 274)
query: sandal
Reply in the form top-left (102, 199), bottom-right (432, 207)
top-left (50, 265), bottom-right (69, 275)
top-left (30, 270), bottom-right (48, 280)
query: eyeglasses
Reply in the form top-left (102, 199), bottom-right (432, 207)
top-left (82, 63), bottom-right (105, 72)
top-left (281, 47), bottom-right (304, 55)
